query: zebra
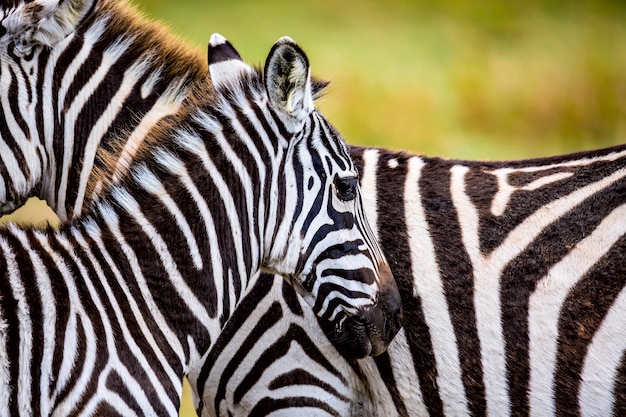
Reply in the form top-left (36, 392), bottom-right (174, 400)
top-left (195, 144), bottom-right (626, 416)
top-left (0, 0), bottom-right (207, 220)
top-left (0, 29), bottom-right (402, 416)
top-left (4, 1), bottom-right (623, 416)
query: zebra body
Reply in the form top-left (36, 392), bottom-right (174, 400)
top-left (0, 26), bottom-right (401, 415)
top-left (197, 144), bottom-right (626, 416)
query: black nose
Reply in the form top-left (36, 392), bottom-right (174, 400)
top-left (376, 262), bottom-right (403, 346)
top-left (321, 263), bottom-right (403, 358)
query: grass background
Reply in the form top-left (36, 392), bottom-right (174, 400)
top-left (2, 0), bottom-right (625, 415)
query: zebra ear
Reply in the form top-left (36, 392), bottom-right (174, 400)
top-left (2, 0), bottom-right (93, 49)
top-left (208, 33), bottom-right (251, 90)
top-left (264, 36), bottom-right (314, 121)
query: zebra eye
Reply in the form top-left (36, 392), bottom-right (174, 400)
top-left (334, 175), bottom-right (358, 201)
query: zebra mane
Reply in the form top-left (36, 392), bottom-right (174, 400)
top-left (82, 0), bottom-right (208, 202)
top-left (91, 54), bottom-right (331, 203)
top-left (96, 0), bottom-right (207, 90)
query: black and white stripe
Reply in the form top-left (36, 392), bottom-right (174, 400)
top-left (0, 0), bottom-right (206, 219)
top-left (0, 30), bottom-right (401, 415)
top-left (4, 1), bottom-right (622, 416)
top-left (195, 145), bottom-right (626, 416)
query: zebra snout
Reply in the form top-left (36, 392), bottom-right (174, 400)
top-left (326, 263), bottom-right (403, 358)
top-left (372, 261), bottom-right (403, 351)
top-left (362, 268), bottom-right (403, 356)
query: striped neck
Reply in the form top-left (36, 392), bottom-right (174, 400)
top-left (0, 0), bottom-right (206, 220)
top-left (81, 76), bottom-right (285, 363)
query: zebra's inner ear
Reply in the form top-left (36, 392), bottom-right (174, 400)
top-left (264, 36), bottom-right (314, 121)
top-left (208, 33), bottom-right (250, 90)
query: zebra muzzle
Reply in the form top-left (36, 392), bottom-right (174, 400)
top-left (327, 263), bottom-right (403, 358)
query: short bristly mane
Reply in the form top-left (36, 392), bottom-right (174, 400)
top-left (83, 0), bottom-right (208, 199)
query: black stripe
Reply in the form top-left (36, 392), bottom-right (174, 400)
top-left (281, 279), bottom-right (304, 316)
top-left (195, 274), bottom-right (275, 413)
top-left (360, 147), bottom-right (446, 416)
top-left (91, 217), bottom-right (181, 377)
top-left (22, 231), bottom-right (44, 415)
top-left (112, 183), bottom-right (206, 354)
top-left (500, 178), bottom-right (625, 416)
top-left (373, 352), bottom-right (411, 417)
top-left (0, 236), bottom-right (21, 414)
top-left (423, 157), bottom-right (486, 416)
top-left (239, 324), bottom-right (348, 411)
top-left (72, 224), bottom-right (176, 412)
top-left (214, 300), bottom-right (283, 413)
top-left (208, 39), bottom-right (242, 65)
top-left (269, 368), bottom-right (349, 401)
top-left (555, 233), bottom-right (626, 415)
top-left (106, 371), bottom-right (143, 415)
top-left (249, 396), bottom-right (342, 417)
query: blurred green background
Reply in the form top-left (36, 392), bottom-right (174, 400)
top-left (1, 1), bottom-right (625, 415)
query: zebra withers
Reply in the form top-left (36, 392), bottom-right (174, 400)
top-left (0, 34), bottom-right (401, 415)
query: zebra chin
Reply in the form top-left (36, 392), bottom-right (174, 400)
top-left (325, 263), bottom-right (403, 358)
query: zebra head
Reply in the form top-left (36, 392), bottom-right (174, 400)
top-left (0, 0), bottom-right (94, 214)
top-left (208, 34), bottom-right (402, 358)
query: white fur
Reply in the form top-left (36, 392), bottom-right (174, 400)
top-left (490, 169), bottom-right (574, 216)
top-left (134, 160), bottom-right (203, 270)
top-left (529, 202), bottom-right (626, 416)
top-left (360, 149), bottom-right (379, 241)
top-left (110, 187), bottom-right (218, 337)
top-left (410, 159), bottom-right (470, 416)
top-left (580, 284), bottom-right (626, 416)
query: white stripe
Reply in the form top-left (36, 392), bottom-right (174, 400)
top-left (134, 161), bottom-right (203, 270)
top-left (175, 127), bottom-right (251, 292)
top-left (71, 227), bottom-right (180, 415)
top-left (87, 221), bottom-right (186, 368)
top-left (111, 188), bottom-right (219, 336)
top-left (73, 55), bottom-right (156, 215)
top-left (490, 169), bottom-right (573, 216)
top-left (579, 285), bottom-right (626, 417)
top-left (0, 234), bottom-right (32, 415)
top-left (53, 19), bottom-right (108, 219)
top-left (31, 235), bottom-right (80, 398)
top-left (57, 35), bottom-right (136, 219)
top-left (107, 68), bottom-right (188, 183)
top-left (487, 148), bottom-right (626, 218)
top-left (41, 234), bottom-right (98, 413)
top-left (408, 158), bottom-right (469, 416)
top-left (452, 164), bottom-right (626, 417)
top-left (451, 165), bottom-right (511, 416)
top-left (12, 229), bottom-right (56, 416)
top-left (52, 233), bottom-right (114, 412)
top-left (94, 208), bottom-right (187, 366)
top-left (0, 64), bottom-right (29, 195)
top-left (529, 203), bottom-right (626, 416)
top-left (387, 328), bottom-right (429, 417)
top-left (202, 103), bottom-right (268, 271)
top-left (360, 149), bottom-right (379, 241)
